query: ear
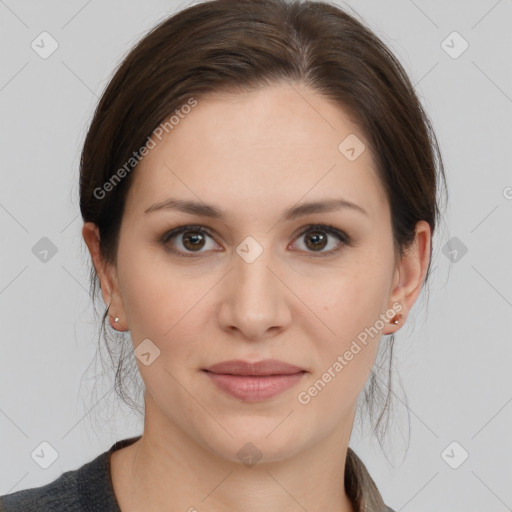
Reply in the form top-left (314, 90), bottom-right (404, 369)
top-left (382, 220), bottom-right (431, 335)
top-left (82, 222), bottom-right (128, 331)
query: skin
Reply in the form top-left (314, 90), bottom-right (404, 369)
top-left (83, 81), bottom-right (430, 512)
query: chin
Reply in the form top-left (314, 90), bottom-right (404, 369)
top-left (195, 418), bottom-right (314, 466)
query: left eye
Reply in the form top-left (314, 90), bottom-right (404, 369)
top-left (160, 224), bottom-right (350, 257)
top-left (292, 224), bottom-right (350, 255)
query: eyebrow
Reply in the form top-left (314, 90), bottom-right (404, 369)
top-left (144, 197), bottom-right (368, 221)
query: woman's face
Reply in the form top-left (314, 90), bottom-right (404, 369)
top-left (90, 82), bottom-right (427, 462)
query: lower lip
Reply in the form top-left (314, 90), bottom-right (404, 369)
top-left (203, 371), bottom-right (306, 402)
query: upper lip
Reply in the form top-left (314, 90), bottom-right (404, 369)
top-left (203, 359), bottom-right (306, 376)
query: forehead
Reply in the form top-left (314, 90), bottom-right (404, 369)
top-left (126, 83), bottom-right (388, 221)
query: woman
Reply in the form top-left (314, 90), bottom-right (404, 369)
top-left (1, 0), bottom-right (446, 510)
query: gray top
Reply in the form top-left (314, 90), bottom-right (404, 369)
top-left (1, 436), bottom-right (395, 511)
top-left (0, 436), bottom-right (139, 512)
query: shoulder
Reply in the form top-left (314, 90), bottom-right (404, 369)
top-left (0, 464), bottom-right (82, 511)
top-left (0, 437), bottom-right (141, 512)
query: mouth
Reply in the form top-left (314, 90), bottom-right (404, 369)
top-left (202, 359), bottom-right (307, 402)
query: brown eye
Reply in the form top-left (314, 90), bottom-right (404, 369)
top-left (161, 225), bottom-right (219, 256)
top-left (304, 230), bottom-right (328, 251)
top-left (160, 223), bottom-right (350, 258)
top-left (293, 224), bottom-right (350, 256)
top-left (181, 230), bottom-right (207, 251)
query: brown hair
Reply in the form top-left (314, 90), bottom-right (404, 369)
top-left (79, 0), bottom-right (446, 505)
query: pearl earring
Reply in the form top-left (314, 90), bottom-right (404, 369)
top-left (391, 313), bottom-right (404, 325)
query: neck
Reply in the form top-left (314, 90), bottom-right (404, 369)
top-left (111, 394), bottom-right (356, 512)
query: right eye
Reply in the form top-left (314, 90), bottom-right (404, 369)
top-left (160, 225), bottom-right (221, 257)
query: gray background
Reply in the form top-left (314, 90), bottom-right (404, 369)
top-left (1, 1), bottom-right (511, 510)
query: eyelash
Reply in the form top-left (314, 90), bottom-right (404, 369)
top-left (159, 223), bottom-right (352, 258)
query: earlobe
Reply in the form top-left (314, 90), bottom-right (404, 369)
top-left (82, 222), bottom-right (128, 331)
top-left (383, 220), bottom-right (431, 335)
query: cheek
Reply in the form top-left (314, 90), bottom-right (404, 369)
top-left (317, 263), bottom-right (391, 334)
top-left (298, 277), bottom-right (388, 415)
top-left (117, 244), bottom-right (209, 344)
top-left (306, 253), bottom-right (393, 375)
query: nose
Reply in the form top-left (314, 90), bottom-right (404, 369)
top-left (217, 244), bottom-right (292, 342)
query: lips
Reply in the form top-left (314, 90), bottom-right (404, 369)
top-left (204, 359), bottom-right (305, 376)
top-left (203, 359), bottom-right (307, 402)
